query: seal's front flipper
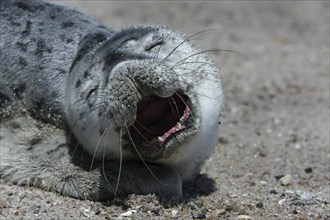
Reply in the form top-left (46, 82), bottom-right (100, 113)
top-left (0, 115), bottom-right (182, 200)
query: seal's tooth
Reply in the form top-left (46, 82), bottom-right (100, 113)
top-left (158, 136), bottom-right (165, 142)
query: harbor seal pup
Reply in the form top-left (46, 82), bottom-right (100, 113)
top-left (0, 0), bottom-right (223, 200)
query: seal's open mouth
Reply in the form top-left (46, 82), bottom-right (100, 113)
top-left (128, 92), bottom-right (190, 148)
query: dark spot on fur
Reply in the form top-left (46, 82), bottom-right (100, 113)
top-left (49, 12), bottom-right (56, 20)
top-left (29, 96), bottom-right (63, 127)
top-left (36, 5), bottom-right (45, 11)
top-left (35, 38), bottom-right (52, 56)
top-left (99, 128), bottom-right (105, 135)
top-left (107, 112), bottom-right (113, 119)
top-left (38, 24), bottom-right (44, 33)
top-left (66, 38), bottom-right (74, 44)
top-left (35, 123), bottom-right (43, 130)
top-left (10, 121), bottom-right (21, 129)
top-left (30, 137), bottom-right (42, 146)
top-left (16, 42), bottom-right (28, 52)
top-left (79, 112), bottom-right (85, 118)
top-left (75, 80), bottom-right (81, 88)
top-left (80, 18), bottom-right (91, 24)
top-left (44, 4), bottom-right (60, 20)
top-left (50, 91), bottom-right (57, 97)
top-left (82, 127), bottom-right (86, 132)
top-left (50, 91), bottom-right (58, 99)
top-left (16, 1), bottom-right (45, 12)
top-left (84, 71), bottom-right (89, 78)
top-left (57, 69), bottom-right (66, 75)
top-left (94, 32), bottom-right (108, 42)
top-left (32, 97), bottom-right (45, 110)
top-left (70, 31), bottom-right (109, 72)
top-left (61, 21), bottom-right (74, 28)
top-left (38, 66), bottom-right (45, 71)
top-left (16, 2), bottom-right (29, 11)
top-left (36, 38), bottom-right (46, 52)
top-left (11, 21), bottom-right (21, 27)
top-left (0, 11), bottom-right (10, 19)
top-left (22, 20), bottom-right (32, 37)
top-left (18, 57), bottom-right (28, 66)
top-left (0, 92), bottom-right (11, 107)
top-left (87, 102), bottom-right (93, 108)
top-left (105, 51), bottom-right (123, 63)
top-left (59, 34), bottom-right (66, 41)
top-left (12, 83), bottom-right (26, 98)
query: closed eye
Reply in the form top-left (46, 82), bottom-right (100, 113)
top-left (144, 41), bottom-right (164, 51)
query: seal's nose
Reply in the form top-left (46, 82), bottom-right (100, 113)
top-left (107, 59), bottom-right (185, 129)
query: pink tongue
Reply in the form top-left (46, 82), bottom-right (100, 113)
top-left (160, 106), bottom-right (190, 140)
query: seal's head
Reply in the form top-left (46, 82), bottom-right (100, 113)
top-left (65, 26), bottom-right (223, 182)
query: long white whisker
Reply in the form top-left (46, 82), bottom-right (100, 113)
top-left (151, 31), bottom-right (173, 62)
top-left (171, 49), bottom-right (239, 69)
top-left (134, 120), bottom-right (157, 135)
top-left (102, 124), bottom-right (116, 196)
top-left (169, 96), bottom-right (180, 121)
top-left (174, 91), bottom-right (197, 123)
top-left (167, 97), bottom-right (178, 122)
top-left (130, 124), bottom-right (154, 145)
top-left (223, 100), bottom-right (252, 110)
top-left (114, 127), bottom-right (123, 199)
top-left (66, 111), bottom-right (103, 172)
top-left (159, 29), bottom-right (219, 65)
top-left (125, 123), bottom-right (167, 186)
top-left (89, 125), bottom-right (109, 171)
